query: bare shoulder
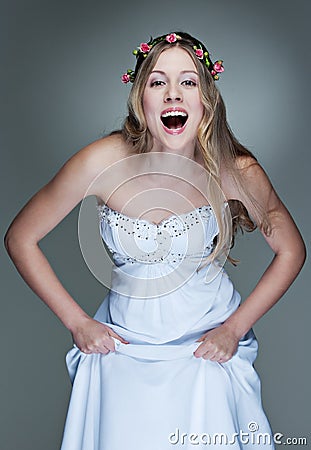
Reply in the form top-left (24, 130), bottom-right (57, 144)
top-left (220, 155), bottom-right (273, 202)
top-left (67, 133), bottom-right (131, 175)
top-left (56, 132), bottom-right (136, 194)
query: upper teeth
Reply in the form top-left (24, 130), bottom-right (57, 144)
top-left (161, 111), bottom-right (187, 118)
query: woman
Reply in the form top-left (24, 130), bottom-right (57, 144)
top-left (5, 32), bottom-right (305, 449)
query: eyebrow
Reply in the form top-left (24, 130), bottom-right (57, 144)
top-left (150, 70), bottom-right (199, 76)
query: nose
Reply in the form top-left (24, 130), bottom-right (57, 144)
top-left (164, 85), bottom-right (182, 103)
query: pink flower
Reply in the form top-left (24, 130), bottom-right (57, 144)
top-left (213, 61), bottom-right (224, 73)
top-left (121, 73), bottom-right (131, 84)
top-left (211, 70), bottom-right (216, 76)
top-left (166, 33), bottom-right (177, 43)
top-left (195, 49), bottom-right (204, 59)
top-left (140, 43), bottom-right (151, 53)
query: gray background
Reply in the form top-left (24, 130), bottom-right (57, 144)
top-left (1, 0), bottom-right (310, 448)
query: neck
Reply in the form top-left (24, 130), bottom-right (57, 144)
top-left (149, 140), bottom-right (201, 163)
top-left (136, 147), bottom-right (206, 189)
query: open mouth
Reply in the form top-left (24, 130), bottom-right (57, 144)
top-left (160, 109), bottom-right (188, 130)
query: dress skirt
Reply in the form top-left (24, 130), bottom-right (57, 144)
top-left (60, 203), bottom-right (275, 449)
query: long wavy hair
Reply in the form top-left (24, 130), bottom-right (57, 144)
top-left (118, 31), bottom-right (271, 266)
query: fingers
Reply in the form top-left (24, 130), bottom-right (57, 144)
top-left (101, 336), bottom-right (116, 353)
top-left (75, 324), bottom-right (130, 355)
top-left (82, 347), bottom-right (110, 355)
top-left (79, 335), bottom-right (117, 354)
top-left (194, 326), bottom-right (238, 363)
top-left (193, 340), bottom-right (234, 363)
top-left (77, 341), bottom-right (111, 355)
top-left (107, 328), bottom-right (130, 345)
top-left (101, 326), bottom-right (130, 352)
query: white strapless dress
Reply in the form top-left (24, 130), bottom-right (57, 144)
top-left (60, 203), bottom-right (275, 449)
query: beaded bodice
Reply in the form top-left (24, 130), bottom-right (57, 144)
top-left (96, 203), bottom-right (219, 266)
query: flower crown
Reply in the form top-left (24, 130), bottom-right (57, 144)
top-left (121, 32), bottom-right (224, 84)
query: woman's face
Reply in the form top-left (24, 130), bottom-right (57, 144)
top-left (142, 46), bottom-right (204, 154)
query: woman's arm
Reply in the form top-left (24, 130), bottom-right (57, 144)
top-left (4, 136), bottom-right (129, 353)
top-left (194, 157), bottom-right (306, 362)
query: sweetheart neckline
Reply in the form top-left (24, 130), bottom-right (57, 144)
top-left (97, 203), bottom-right (213, 228)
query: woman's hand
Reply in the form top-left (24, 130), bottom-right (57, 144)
top-left (193, 324), bottom-right (240, 363)
top-left (71, 316), bottom-right (129, 355)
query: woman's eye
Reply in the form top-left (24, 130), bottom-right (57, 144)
top-left (150, 80), bottom-right (165, 87)
top-left (181, 80), bottom-right (197, 86)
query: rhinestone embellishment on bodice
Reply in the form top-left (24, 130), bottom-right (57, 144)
top-left (97, 203), bottom-right (217, 265)
top-left (97, 203), bottom-right (213, 237)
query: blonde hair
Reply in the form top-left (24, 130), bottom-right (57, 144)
top-left (119, 32), bottom-right (271, 266)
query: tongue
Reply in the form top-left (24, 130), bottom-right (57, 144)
top-left (163, 116), bottom-right (184, 129)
